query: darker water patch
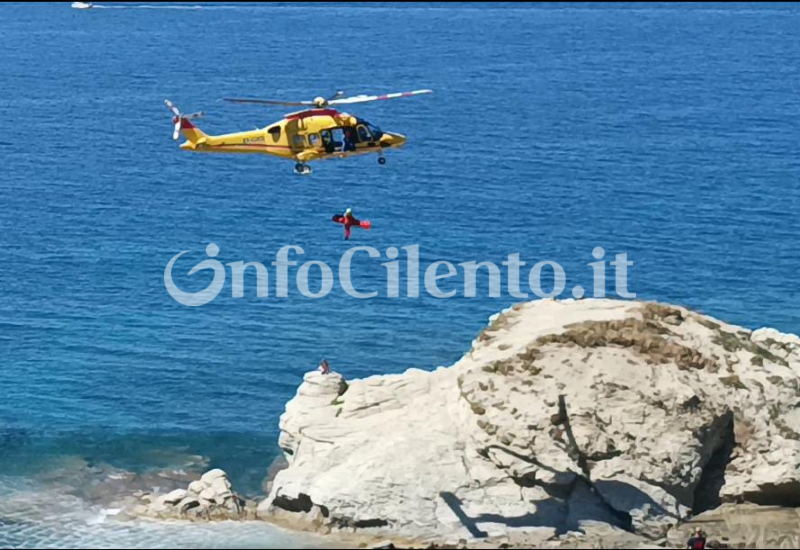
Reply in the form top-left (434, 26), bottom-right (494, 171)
top-left (0, 428), bottom-right (33, 458)
top-left (0, 429), bottom-right (281, 498)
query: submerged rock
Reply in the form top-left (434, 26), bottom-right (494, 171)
top-left (258, 299), bottom-right (800, 545)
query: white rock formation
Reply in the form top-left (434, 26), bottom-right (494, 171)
top-left (130, 469), bottom-right (255, 521)
top-left (258, 299), bottom-right (800, 545)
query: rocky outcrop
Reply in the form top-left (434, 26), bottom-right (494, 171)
top-left (129, 469), bottom-right (257, 521)
top-left (666, 504), bottom-right (800, 548)
top-left (258, 299), bottom-right (800, 546)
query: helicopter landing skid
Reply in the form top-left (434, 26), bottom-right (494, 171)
top-left (294, 163), bottom-right (313, 175)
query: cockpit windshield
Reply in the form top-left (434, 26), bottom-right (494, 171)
top-left (357, 118), bottom-right (383, 140)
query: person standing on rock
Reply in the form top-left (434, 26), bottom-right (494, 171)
top-left (318, 359), bottom-right (331, 375)
top-left (686, 530), bottom-right (707, 550)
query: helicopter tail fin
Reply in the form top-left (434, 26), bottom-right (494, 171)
top-left (176, 116), bottom-right (208, 145)
top-left (165, 100), bottom-right (207, 146)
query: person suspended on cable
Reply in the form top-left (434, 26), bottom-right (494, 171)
top-left (332, 208), bottom-right (371, 240)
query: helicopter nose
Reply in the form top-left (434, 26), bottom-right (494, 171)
top-left (381, 132), bottom-right (407, 148)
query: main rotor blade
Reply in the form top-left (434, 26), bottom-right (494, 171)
top-left (173, 121), bottom-right (181, 141)
top-left (223, 98), bottom-right (313, 107)
top-left (329, 89), bottom-right (433, 105)
top-left (165, 99), bottom-right (181, 117)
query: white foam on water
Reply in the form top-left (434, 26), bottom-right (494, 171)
top-left (91, 4), bottom-right (205, 10)
top-left (0, 476), bottom-right (324, 549)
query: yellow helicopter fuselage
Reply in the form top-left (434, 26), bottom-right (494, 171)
top-left (175, 108), bottom-right (407, 164)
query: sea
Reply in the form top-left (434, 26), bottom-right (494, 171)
top-left (1, 2), bottom-right (799, 548)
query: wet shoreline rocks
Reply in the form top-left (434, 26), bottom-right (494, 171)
top-left (127, 469), bottom-right (257, 521)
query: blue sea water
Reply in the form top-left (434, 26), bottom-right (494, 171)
top-left (1, 2), bottom-right (800, 547)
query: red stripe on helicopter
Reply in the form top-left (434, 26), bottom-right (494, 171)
top-left (376, 92), bottom-right (416, 100)
top-left (285, 108), bottom-right (341, 120)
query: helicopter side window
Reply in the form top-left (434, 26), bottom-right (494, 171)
top-left (330, 129), bottom-right (345, 151)
top-left (308, 134), bottom-right (321, 148)
top-left (357, 125), bottom-right (372, 142)
top-left (267, 126), bottom-right (281, 143)
top-left (342, 127), bottom-right (357, 152)
top-left (292, 135), bottom-right (306, 148)
top-left (321, 130), bottom-right (336, 153)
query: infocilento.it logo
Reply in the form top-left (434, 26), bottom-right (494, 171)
top-left (163, 244), bottom-right (635, 306)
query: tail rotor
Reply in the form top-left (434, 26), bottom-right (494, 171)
top-left (165, 100), bottom-right (204, 140)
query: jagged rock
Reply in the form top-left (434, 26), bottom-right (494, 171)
top-left (200, 469), bottom-right (228, 485)
top-left (199, 488), bottom-right (217, 502)
top-left (259, 299), bottom-right (800, 545)
top-left (132, 504), bottom-right (149, 516)
top-left (666, 503), bottom-right (800, 548)
top-left (148, 501), bottom-right (168, 516)
top-left (209, 478), bottom-right (232, 500)
top-left (177, 496), bottom-right (200, 514)
top-left (277, 371), bottom-right (349, 456)
top-left (187, 480), bottom-right (205, 495)
top-left (160, 488), bottom-right (187, 505)
top-left (126, 469), bottom-right (252, 522)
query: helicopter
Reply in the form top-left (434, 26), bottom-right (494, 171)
top-left (165, 89), bottom-right (432, 174)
